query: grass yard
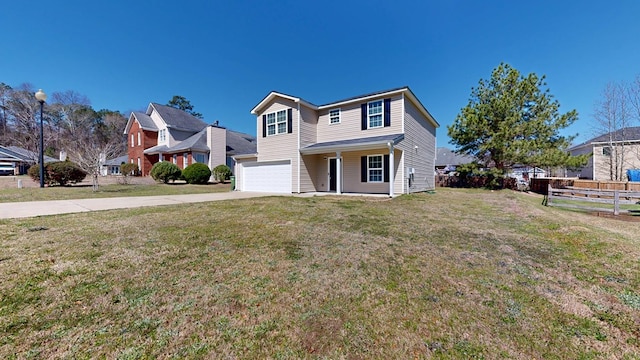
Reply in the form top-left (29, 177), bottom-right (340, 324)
top-left (0, 175), bottom-right (231, 203)
top-left (1, 188), bottom-right (639, 359)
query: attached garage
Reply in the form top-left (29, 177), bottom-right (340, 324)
top-left (240, 160), bottom-right (292, 193)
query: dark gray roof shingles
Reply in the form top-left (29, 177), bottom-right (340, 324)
top-left (571, 126), bottom-right (640, 149)
top-left (436, 147), bottom-right (475, 167)
top-left (151, 103), bottom-right (208, 132)
top-left (133, 112), bottom-right (158, 131)
top-left (302, 134), bottom-right (404, 150)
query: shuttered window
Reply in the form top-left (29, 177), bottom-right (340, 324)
top-left (361, 98), bottom-right (391, 130)
top-left (263, 109), bottom-right (291, 136)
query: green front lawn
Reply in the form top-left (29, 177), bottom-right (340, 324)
top-left (1, 189), bottom-right (638, 358)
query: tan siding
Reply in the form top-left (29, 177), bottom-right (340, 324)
top-left (301, 155), bottom-right (322, 192)
top-left (567, 146), bottom-right (593, 179)
top-left (208, 126), bottom-right (226, 171)
top-left (299, 105), bottom-right (318, 147)
top-left (299, 105), bottom-right (318, 192)
top-left (398, 98), bottom-right (437, 192)
top-left (592, 143), bottom-right (640, 181)
top-left (256, 98), bottom-right (299, 191)
top-left (342, 150), bottom-right (401, 194)
top-left (316, 95), bottom-right (404, 143)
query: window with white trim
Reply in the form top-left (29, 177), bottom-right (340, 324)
top-left (159, 129), bottom-right (167, 143)
top-left (131, 134), bottom-right (135, 147)
top-left (183, 153), bottom-right (188, 168)
top-left (266, 110), bottom-right (287, 136)
top-left (137, 132), bottom-right (141, 146)
top-left (172, 154), bottom-right (177, 164)
top-left (368, 100), bottom-right (383, 128)
top-left (329, 109), bottom-right (341, 124)
top-left (368, 155), bottom-right (383, 182)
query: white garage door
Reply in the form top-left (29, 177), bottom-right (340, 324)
top-left (241, 160), bottom-right (292, 193)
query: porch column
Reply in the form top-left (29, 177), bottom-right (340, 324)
top-left (388, 143), bottom-right (394, 197)
top-left (336, 151), bottom-right (342, 195)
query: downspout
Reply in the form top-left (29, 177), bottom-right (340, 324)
top-left (401, 92), bottom-right (406, 194)
top-left (297, 102), bottom-right (301, 194)
top-left (388, 141), bottom-right (394, 197)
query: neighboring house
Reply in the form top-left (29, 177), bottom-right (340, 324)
top-left (567, 126), bottom-right (640, 180)
top-left (123, 103), bottom-right (256, 177)
top-left (100, 155), bottom-right (129, 176)
top-left (0, 145), bottom-right (57, 175)
top-left (233, 87), bottom-right (439, 195)
top-left (435, 147), bottom-right (475, 174)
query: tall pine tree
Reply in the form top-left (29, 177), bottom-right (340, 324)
top-left (448, 63), bottom-right (587, 173)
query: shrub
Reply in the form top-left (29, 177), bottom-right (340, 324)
top-left (150, 161), bottom-right (182, 183)
top-left (27, 164), bottom-right (48, 184)
top-left (213, 164), bottom-right (232, 183)
top-left (28, 161), bottom-right (87, 186)
top-left (120, 163), bottom-right (139, 176)
top-left (182, 163), bottom-right (211, 184)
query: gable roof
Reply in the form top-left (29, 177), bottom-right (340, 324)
top-left (250, 91), bottom-right (318, 115)
top-left (144, 127), bottom-right (256, 156)
top-left (226, 130), bottom-right (256, 155)
top-left (0, 145), bottom-right (57, 163)
top-left (132, 112), bottom-right (157, 131)
top-left (103, 155), bottom-right (129, 166)
top-left (149, 103), bottom-right (208, 132)
top-left (570, 126), bottom-right (640, 150)
top-left (251, 86), bottom-right (439, 128)
top-left (436, 147), bottom-right (475, 167)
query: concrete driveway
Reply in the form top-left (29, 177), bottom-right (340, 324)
top-left (0, 192), bottom-right (281, 219)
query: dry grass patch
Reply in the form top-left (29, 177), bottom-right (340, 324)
top-left (0, 189), bottom-right (639, 359)
top-left (0, 175), bottom-right (231, 203)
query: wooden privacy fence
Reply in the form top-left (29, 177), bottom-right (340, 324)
top-left (546, 184), bottom-right (640, 215)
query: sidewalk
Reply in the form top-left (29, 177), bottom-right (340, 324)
top-left (0, 192), bottom-right (280, 219)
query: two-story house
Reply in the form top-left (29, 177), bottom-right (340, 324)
top-left (124, 103), bottom-right (256, 177)
top-left (233, 87), bottom-right (439, 195)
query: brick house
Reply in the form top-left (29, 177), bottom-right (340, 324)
top-left (124, 103), bottom-right (255, 177)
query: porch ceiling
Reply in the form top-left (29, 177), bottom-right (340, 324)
top-left (299, 134), bottom-right (404, 155)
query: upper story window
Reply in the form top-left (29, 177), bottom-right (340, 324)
top-left (159, 129), bottom-right (167, 143)
top-left (368, 100), bottom-right (383, 128)
top-left (266, 110), bottom-right (287, 136)
top-left (329, 109), bottom-right (341, 124)
top-left (137, 132), bottom-right (141, 146)
top-left (603, 146), bottom-right (612, 156)
top-left (131, 134), bottom-right (135, 147)
top-left (361, 98), bottom-right (390, 130)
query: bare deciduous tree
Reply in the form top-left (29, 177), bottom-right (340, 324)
top-left (593, 82), bottom-right (633, 181)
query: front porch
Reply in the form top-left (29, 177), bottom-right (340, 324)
top-left (299, 134), bottom-right (405, 197)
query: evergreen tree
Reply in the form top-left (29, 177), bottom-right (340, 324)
top-left (448, 63), bottom-right (588, 174)
top-left (167, 95), bottom-right (202, 118)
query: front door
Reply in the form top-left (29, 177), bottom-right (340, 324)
top-left (329, 158), bottom-right (337, 191)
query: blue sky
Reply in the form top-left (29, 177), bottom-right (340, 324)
top-left (2, 1), bottom-right (639, 147)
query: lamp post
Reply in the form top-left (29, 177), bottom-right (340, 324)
top-left (35, 89), bottom-right (47, 188)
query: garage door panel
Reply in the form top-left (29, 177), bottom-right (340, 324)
top-left (242, 161), bottom-right (291, 193)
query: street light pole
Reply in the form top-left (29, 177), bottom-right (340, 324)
top-left (35, 89), bottom-right (47, 188)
